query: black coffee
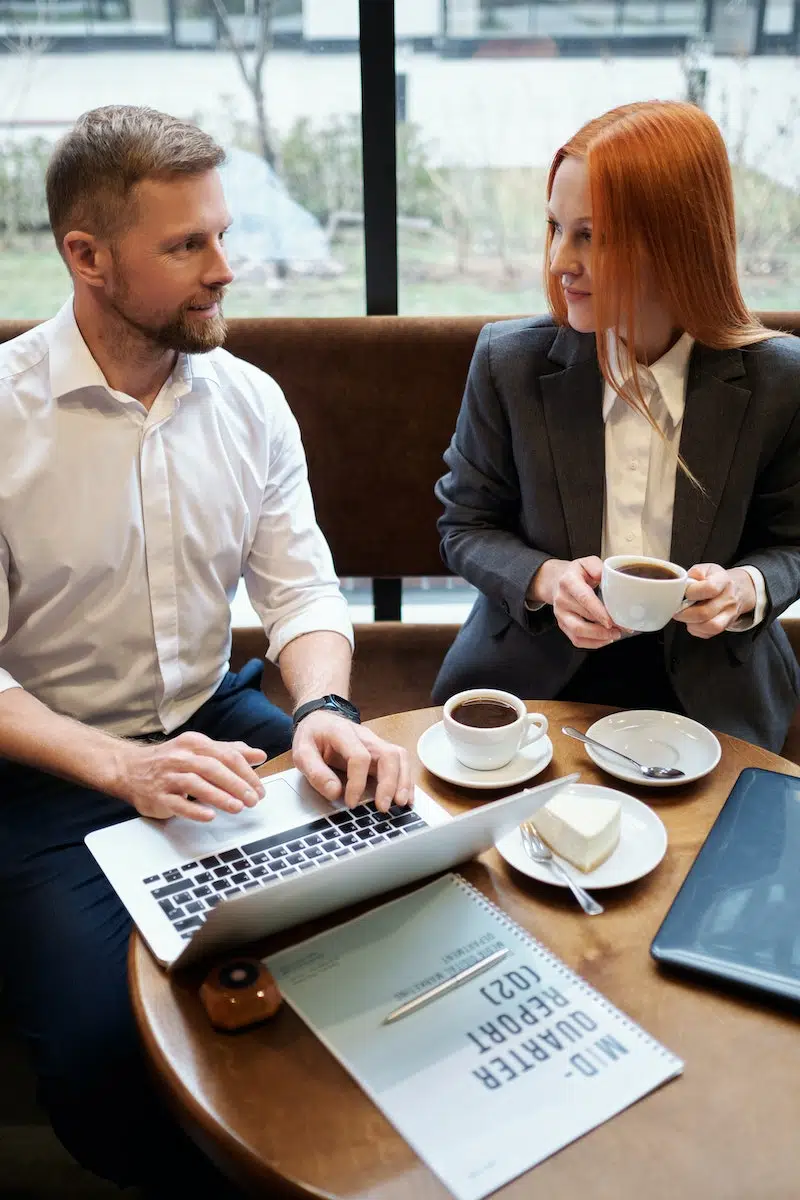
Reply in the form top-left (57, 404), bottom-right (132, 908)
top-left (616, 561), bottom-right (680, 581)
top-left (451, 699), bottom-right (517, 728)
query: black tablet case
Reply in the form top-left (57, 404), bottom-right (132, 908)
top-left (651, 767), bottom-right (800, 1004)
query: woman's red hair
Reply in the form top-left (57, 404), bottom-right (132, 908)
top-left (545, 101), bottom-right (773, 421)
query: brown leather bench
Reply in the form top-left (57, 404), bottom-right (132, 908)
top-left (2, 312), bottom-right (799, 756)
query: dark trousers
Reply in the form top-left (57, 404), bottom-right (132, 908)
top-left (557, 632), bottom-right (685, 713)
top-left (0, 660), bottom-right (292, 1194)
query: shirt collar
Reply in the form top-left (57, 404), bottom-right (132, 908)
top-left (184, 348), bottom-right (220, 389)
top-left (46, 298), bottom-right (219, 402)
top-left (602, 330), bottom-right (694, 426)
top-left (47, 299), bottom-right (114, 401)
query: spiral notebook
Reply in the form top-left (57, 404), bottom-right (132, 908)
top-left (265, 873), bottom-right (683, 1200)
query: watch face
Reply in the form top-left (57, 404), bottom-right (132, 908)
top-left (329, 695), bottom-right (360, 721)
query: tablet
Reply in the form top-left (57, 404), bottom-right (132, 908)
top-left (651, 767), bottom-right (800, 1005)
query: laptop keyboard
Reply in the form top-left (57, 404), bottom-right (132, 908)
top-left (142, 801), bottom-right (428, 939)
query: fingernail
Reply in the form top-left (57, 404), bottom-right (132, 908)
top-left (245, 788), bottom-right (258, 804)
top-left (324, 780), bottom-right (339, 798)
top-left (396, 788), bottom-right (408, 805)
top-left (229, 799), bottom-right (244, 813)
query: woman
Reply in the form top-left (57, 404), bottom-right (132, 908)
top-left (432, 100), bottom-right (800, 751)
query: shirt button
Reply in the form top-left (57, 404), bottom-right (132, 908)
top-left (629, 460), bottom-right (638, 471)
top-left (626, 533), bottom-right (635, 542)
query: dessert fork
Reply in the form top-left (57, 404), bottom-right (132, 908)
top-left (520, 822), bottom-right (604, 916)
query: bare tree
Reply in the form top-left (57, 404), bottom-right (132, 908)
top-left (2, 1), bottom-right (53, 242)
top-left (207, 0), bottom-right (280, 171)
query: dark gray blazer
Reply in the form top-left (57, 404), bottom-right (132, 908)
top-left (432, 317), bottom-right (800, 752)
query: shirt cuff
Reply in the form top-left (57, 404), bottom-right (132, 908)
top-left (727, 566), bottom-right (767, 633)
top-left (0, 669), bottom-right (21, 695)
top-left (266, 598), bottom-right (354, 663)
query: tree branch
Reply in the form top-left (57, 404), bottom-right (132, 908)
top-left (208, 0), bottom-right (253, 90)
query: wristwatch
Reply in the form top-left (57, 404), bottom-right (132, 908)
top-left (292, 694), bottom-right (361, 731)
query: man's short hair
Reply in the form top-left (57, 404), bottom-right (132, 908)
top-left (46, 105), bottom-right (225, 258)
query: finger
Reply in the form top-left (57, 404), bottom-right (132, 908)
top-left (357, 726), bottom-right (413, 806)
top-left (343, 744), bottom-right (372, 810)
top-left (149, 795), bottom-right (217, 823)
top-left (675, 594), bottom-right (731, 625)
top-left (578, 556), bottom-right (605, 585)
top-left (170, 770), bottom-right (247, 815)
top-left (291, 736), bottom-right (343, 802)
top-left (371, 745), bottom-right (403, 813)
top-left (683, 578), bottom-right (724, 605)
top-left (176, 733), bottom-right (267, 797)
top-left (191, 747), bottom-right (265, 803)
top-left (394, 748), bottom-right (414, 808)
top-left (572, 634), bottom-right (619, 649)
top-left (562, 578), bottom-right (614, 628)
top-left (241, 744), bottom-right (269, 768)
top-left (560, 614), bottom-right (620, 646)
top-left (214, 742), bottom-right (269, 796)
top-left (685, 611), bottom-right (735, 639)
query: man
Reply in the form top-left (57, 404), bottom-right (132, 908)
top-left (0, 105), bottom-right (410, 1194)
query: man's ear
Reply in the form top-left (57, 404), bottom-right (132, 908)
top-left (62, 229), bottom-right (112, 289)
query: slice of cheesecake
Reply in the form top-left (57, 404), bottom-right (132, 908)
top-left (529, 791), bottom-right (621, 873)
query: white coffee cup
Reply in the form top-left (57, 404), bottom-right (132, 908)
top-left (442, 688), bottom-right (549, 771)
top-left (601, 555), bottom-right (688, 633)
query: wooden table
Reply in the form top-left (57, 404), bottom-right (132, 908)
top-left (130, 702), bottom-right (800, 1199)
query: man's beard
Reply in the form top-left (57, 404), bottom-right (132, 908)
top-left (149, 301), bottom-right (228, 354)
top-left (107, 285), bottom-right (228, 355)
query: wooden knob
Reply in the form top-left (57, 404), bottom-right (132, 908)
top-left (199, 958), bottom-right (282, 1032)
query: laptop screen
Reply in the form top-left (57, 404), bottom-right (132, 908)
top-left (651, 767), bottom-right (800, 1004)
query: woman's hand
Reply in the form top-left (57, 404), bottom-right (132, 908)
top-left (673, 564), bottom-right (756, 638)
top-left (529, 556), bottom-right (623, 650)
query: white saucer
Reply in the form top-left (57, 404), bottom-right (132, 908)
top-left (416, 721), bottom-right (553, 790)
top-left (495, 782), bottom-right (667, 889)
top-left (581, 710), bottom-right (721, 788)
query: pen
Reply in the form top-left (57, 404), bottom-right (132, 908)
top-left (382, 946), bottom-right (510, 1025)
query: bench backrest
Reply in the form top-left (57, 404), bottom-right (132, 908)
top-left (2, 312), bottom-right (798, 578)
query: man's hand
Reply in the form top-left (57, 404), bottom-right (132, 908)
top-left (673, 564), bottom-right (756, 639)
top-left (530, 556), bottom-right (623, 650)
top-left (113, 731), bottom-right (268, 822)
top-left (292, 712), bottom-right (412, 813)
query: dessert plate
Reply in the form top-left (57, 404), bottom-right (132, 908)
top-left (582, 710), bottom-right (721, 788)
top-left (494, 782), bottom-right (667, 889)
top-left (416, 720), bottom-right (553, 791)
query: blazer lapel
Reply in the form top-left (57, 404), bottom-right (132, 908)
top-left (540, 326), bottom-right (605, 560)
top-left (670, 344), bottom-right (751, 567)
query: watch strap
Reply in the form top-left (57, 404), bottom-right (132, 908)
top-left (292, 694), bottom-right (361, 731)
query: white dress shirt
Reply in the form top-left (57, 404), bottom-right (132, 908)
top-left (0, 300), bottom-right (353, 736)
top-left (601, 330), bottom-right (765, 630)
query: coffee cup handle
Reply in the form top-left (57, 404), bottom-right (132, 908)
top-left (676, 585), bottom-right (693, 613)
top-left (521, 713), bottom-right (549, 747)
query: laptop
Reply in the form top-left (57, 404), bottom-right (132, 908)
top-left (86, 766), bottom-right (577, 970)
top-left (651, 767), bottom-right (800, 1005)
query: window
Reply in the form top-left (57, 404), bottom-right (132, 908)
top-left (0, 0), bottom-right (366, 319)
top-left (1, 0), bottom-right (797, 622)
top-left (395, 1), bottom-right (800, 316)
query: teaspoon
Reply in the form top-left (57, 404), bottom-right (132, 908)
top-left (561, 726), bottom-right (685, 780)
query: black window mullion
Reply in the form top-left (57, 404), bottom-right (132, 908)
top-left (359, 2), bottom-right (402, 621)
top-left (358, 0), bottom-right (398, 316)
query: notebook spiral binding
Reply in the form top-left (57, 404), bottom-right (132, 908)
top-left (453, 873), bottom-right (678, 1060)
